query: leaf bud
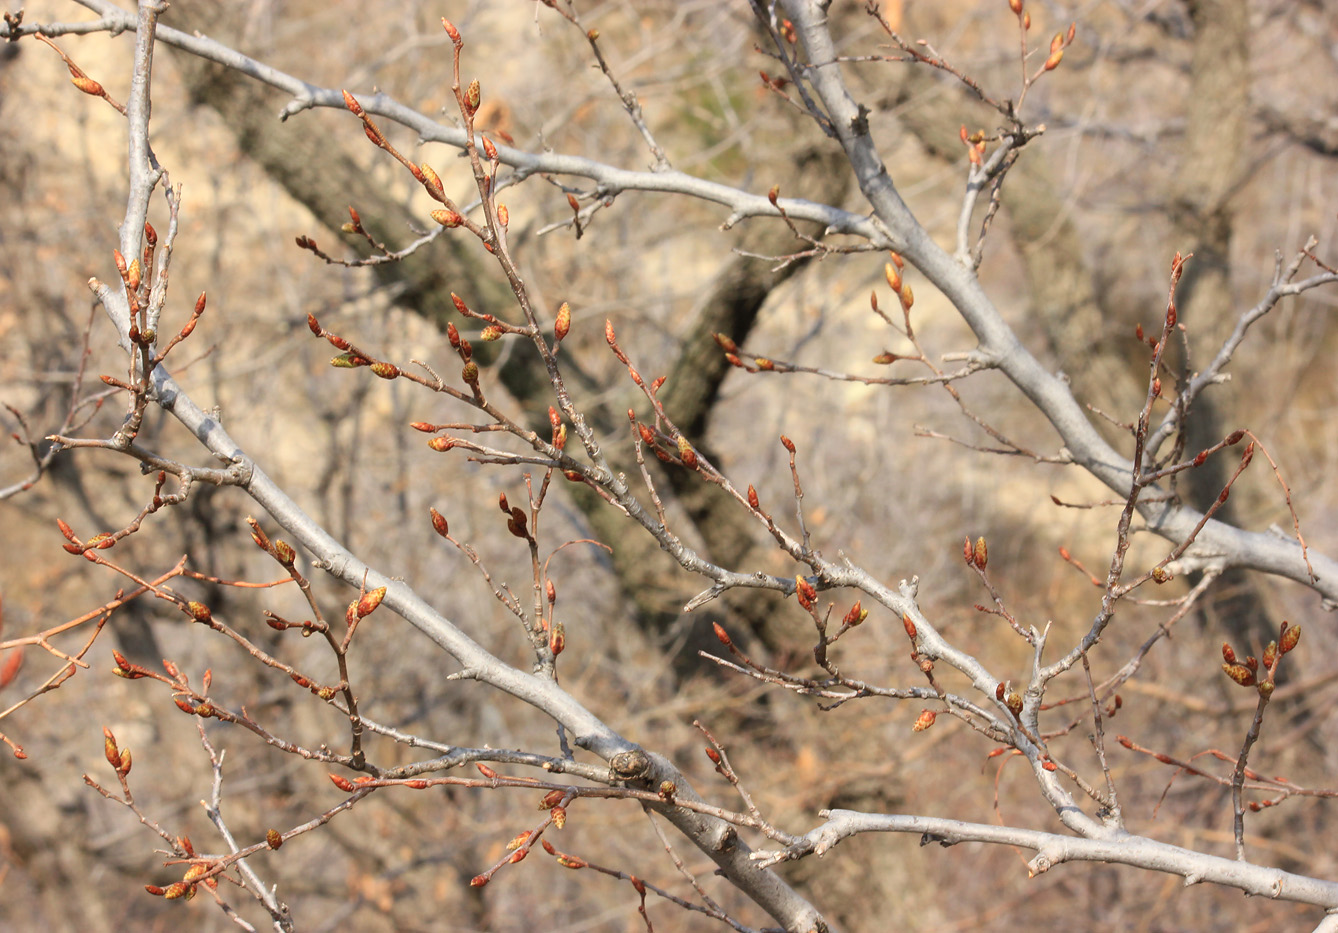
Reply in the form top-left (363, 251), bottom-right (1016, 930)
top-left (1280, 622), bottom-right (1301, 654)
top-left (974, 536), bottom-right (988, 570)
top-left (370, 361), bottom-right (399, 379)
top-left (902, 613), bottom-right (917, 639)
top-left (186, 601), bottom-right (212, 624)
top-left (884, 262), bottom-right (902, 293)
top-left (465, 78), bottom-right (481, 114)
top-left (1222, 662), bottom-right (1256, 687)
top-left (555, 302), bottom-right (571, 341)
top-left (356, 586), bottom-right (387, 618)
top-left (420, 163), bottom-right (445, 202)
top-left (266, 829), bottom-right (283, 850)
top-left (431, 209), bottom-right (465, 228)
top-left (912, 709), bottom-right (937, 732)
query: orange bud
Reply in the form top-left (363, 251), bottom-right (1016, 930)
top-left (555, 302), bottom-right (571, 341)
top-left (747, 485), bottom-right (760, 510)
top-left (1222, 662), bottom-right (1256, 687)
top-left (963, 536), bottom-right (975, 565)
top-left (72, 75), bottom-right (104, 97)
top-left (431, 209), bottom-right (465, 228)
top-left (974, 537), bottom-right (988, 569)
top-left (900, 283), bottom-right (914, 310)
top-left (329, 773), bottom-right (355, 792)
top-left (356, 586), bottom-right (386, 618)
top-left (1044, 48), bottom-right (1063, 70)
top-left (187, 601), bottom-right (212, 624)
top-left (420, 163), bottom-right (445, 202)
top-left (103, 727), bottom-right (120, 769)
top-left (676, 436), bottom-right (698, 470)
top-left (768, 184), bottom-right (780, 206)
top-left (1222, 643), bottom-right (1236, 663)
top-left (902, 613), bottom-right (917, 639)
top-left (370, 361), bottom-right (399, 379)
top-left (1008, 0), bottom-right (1022, 13)
top-left (479, 325), bottom-right (503, 341)
top-left (1280, 622), bottom-right (1301, 654)
top-left (912, 709), bottom-right (937, 732)
top-left (780, 435), bottom-right (796, 453)
top-left (441, 18), bottom-right (461, 42)
top-left (496, 204), bottom-right (508, 227)
top-left (884, 262), bottom-right (902, 293)
top-left (712, 332), bottom-right (738, 353)
top-left (465, 79), bottom-right (481, 114)
top-left (477, 763), bottom-right (498, 779)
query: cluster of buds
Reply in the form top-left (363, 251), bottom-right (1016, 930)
top-left (1222, 621), bottom-right (1301, 695)
top-left (960, 125), bottom-right (989, 168)
top-left (102, 726), bottom-right (132, 778)
top-left (883, 252), bottom-right (913, 314)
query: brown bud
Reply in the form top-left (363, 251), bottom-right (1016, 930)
top-left (974, 537), bottom-right (988, 570)
top-left (356, 586), bottom-right (387, 618)
top-left (507, 831), bottom-right (532, 851)
top-left (427, 436), bottom-right (455, 452)
top-left (1225, 429), bottom-right (1246, 446)
top-left (162, 882), bottom-right (192, 900)
top-left (1262, 641), bottom-right (1278, 669)
top-left (768, 184), bottom-right (780, 206)
top-left (461, 361), bottom-right (480, 386)
top-left (477, 763), bottom-right (498, 779)
top-left (712, 332), bottom-right (738, 353)
top-left (266, 829), bottom-right (283, 850)
top-left (370, 361), bottom-right (399, 379)
top-left (912, 709), bottom-right (937, 732)
top-left (1280, 622), bottom-right (1301, 654)
top-left (1222, 643), bottom-right (1237, 664)
top-left (330, 773), bottom-right (355, 792)
top-left (1222, 662), bottom-right (1256, 687)
top-left (118, 749), bottom-right (132, 776)
top-left (1151, 565), bottom-right (1171, 583)
top-left (482, 136), bottom-right (498, 161)
top-left (103, 727), bottom-right (120, 769)
top-left (780, 435), bottom-right (796, 453)
top-left (843, 600), bottom-right (866, 627)
top-left (1006, 692), bottom-right (1024, 717)
top-left (555, 302), bottom-right (571, 341)
top-left (548, 621), bottom-right (565, 656)
top-left (747, 485), bottom-right (760, 510)
top-left (1257, 680), bottom-right (1275, 699)
top-left (186, 601), bottom-right (212, 624)
top-left (540, 789), bottom-right (565, 810)
top-left (872, 352), bottom-right (899, 365)
top-left (470, 875), bottom-right (488, 887)
top-left (274, 540), bottom-right (296, 565)
top-left (963, 536), bottom-right (975, 565)
top-left (676, 436), bottom-right (698, 470)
